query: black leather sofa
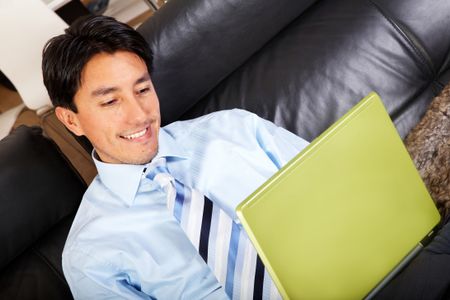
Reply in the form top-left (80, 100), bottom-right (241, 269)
top-left (1, 0), bottom-right (449, 298)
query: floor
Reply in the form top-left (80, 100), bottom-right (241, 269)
top-left (0, 84), bottom-right (21, 113)
top-left (103, 0), bottom-right (156, 28)
top-left (0, 84), bottom-right (41, 129)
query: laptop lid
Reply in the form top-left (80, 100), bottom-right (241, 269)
top-left (236, 92), bottom-right (440, 299)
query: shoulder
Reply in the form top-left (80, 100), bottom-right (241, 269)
top-left (63, 176), bottom-right (111, 256)
top-left (164, 109), bottom-right (261, 136)
top-left (62, 217), bottom-right (116, 288)
top-left (61, 239), bottom-right (122, 299)
top-left (199, 108), bottom-right (260, 124)
top-left (62, 186), bottom-right (121, 288)
top-left (162, 109), bottom-right (274, 153)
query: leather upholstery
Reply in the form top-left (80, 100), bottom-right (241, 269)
top-left (0, 216), bottom-right (75, 299)
top-left (138, 0), bottom-right (319, 126)
top-left (0, 126), bottom-right (85, 299)
top-left (139, 0), bottom-right (450, 141)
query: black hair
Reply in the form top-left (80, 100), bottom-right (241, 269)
top-left (42, 15), bottom-right (153, 112)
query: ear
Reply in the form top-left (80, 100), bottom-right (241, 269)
top-left (55, 106), bottom-right (85, 136)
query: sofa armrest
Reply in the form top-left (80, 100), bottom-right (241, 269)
top-left (0, 126), bottom-right (86, 270)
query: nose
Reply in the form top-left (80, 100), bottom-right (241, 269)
top-left (124, 95), bottom-right (148, 124)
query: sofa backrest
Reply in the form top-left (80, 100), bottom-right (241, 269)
top-left (138, 0), bottom-right (450, 141)
top-left (138, 0), bottom-right (319, 125)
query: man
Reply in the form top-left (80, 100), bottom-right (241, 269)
top-left (42, 15), bottom-right (308, 299)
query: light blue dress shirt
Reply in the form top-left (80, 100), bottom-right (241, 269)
top-left (62, 109), bottom-right (309, 299)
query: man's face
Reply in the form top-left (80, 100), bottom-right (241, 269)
top-left (56, 51), bottom-right (161, 165)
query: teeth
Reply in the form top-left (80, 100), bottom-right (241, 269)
top-left (122, 128), bottom-right (147, 140)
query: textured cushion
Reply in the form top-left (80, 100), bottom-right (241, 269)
top-left (0, 126), bottom-right (86, 270)
top-left (404, 83), bottom-right (450, 217)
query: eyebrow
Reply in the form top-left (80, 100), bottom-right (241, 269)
top-left (90, 73), bottom-right (151, 97)
top-left (136, 73), bottom-right (151, 85)
top-left (91, 86), bottom-right (118, 97)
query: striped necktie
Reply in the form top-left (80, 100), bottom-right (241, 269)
top-left (146, 158), bottom-right (281, 300)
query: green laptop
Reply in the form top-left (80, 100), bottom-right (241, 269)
top-left (236, 92), bottom-right (440, 299)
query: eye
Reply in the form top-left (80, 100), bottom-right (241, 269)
top-left (101, 99), bottom-right (117, 107)
top-left (137, 87), bottom-right (151, 95)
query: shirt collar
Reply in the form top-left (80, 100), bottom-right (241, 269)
top-left (93, 128), bottom-right (187, 206)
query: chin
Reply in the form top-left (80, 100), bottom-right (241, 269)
top-left (96, 143), bottom-right (158, 165)
top-left (128, 149), bottom-right (157, 165)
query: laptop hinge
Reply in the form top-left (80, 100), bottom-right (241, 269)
top-left (364, 227), bottom-right (439, 300)
top-left (420, 227), bottom-right (438, 247)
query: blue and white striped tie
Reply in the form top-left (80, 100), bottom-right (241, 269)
top-left (146, 158), bottom-right (281, 300)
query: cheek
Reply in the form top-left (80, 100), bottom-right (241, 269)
top-left (147, 93), bottom-right (160, 112)
top-left (79, 113), bottom-right (116, 141)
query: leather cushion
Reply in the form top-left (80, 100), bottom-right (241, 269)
top-left (180, 0), bottom-right (449, 140)
top-left (371, 0), bottom-right (450, 72)
top-left (138, 0), bottom-right (319, 125)
top-left (0, 126), bottom-right (85, 270)
top-left (0, 215), bottom-right (75, 300)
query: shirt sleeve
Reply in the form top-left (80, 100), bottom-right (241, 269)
top-left (63, 245), bottom-right (229, 300)
top-left (63, 249), bottom-right (155, 300)
top-left (251, 110), bottom-right (310, 169)
top-left (165, 109), bottom-right (310, 220)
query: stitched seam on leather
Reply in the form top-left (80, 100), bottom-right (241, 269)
top-left (31, 246), bottom-right (68, 286)
top-left (390, 82), bottom-right (429, 129)
top-left (368, 0), bottom-right (435, 79)
top-left (434, 79), bottom-right (445, 91)
top-left (439, 54), bottom-right (450, 77)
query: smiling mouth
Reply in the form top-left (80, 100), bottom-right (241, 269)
top-left (120, 128), bottom-right (148, 140)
